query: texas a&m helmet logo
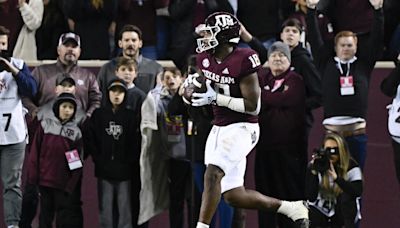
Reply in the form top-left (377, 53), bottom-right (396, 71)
top-left (214, 14), bottom-right (235, 29)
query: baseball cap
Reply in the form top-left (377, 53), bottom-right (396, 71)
top-left (58, 32), bottom-right (81, 46)
top-left (55, 74), bottom-right (76, 86)
top-left (107, 78), bottom-right (128, 92)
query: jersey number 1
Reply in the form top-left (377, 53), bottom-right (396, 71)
top-left (2, 113), bottom-right (11, 131)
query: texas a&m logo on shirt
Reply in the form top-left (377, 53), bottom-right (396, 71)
top-left (106, 121), bottom-right (123, 140)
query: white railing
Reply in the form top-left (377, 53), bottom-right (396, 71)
top-left (25, 60), bottom-right (396, 69)
top-left (25, 60), bottom-right (176, 68)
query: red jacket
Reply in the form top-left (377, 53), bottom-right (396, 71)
top-left (28, 115), bottom-right (83, 193)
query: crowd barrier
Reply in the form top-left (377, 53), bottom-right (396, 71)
top-left (25, 60), bottom-right (396, 69)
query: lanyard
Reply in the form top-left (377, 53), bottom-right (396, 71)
top-left (334, 56), bottom-right (357, 77)
top-left (337, 62), bottom-right (351, 76)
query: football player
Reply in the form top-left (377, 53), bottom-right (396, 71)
top-left (188, 12), bottom-right (309, 228)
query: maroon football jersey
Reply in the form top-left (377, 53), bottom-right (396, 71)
top-left (196, 48), bottom-right (261, 126)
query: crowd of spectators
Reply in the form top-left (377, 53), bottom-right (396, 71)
top-left (0, 0), bottom-right (399, 227)
top-left (0, 0), bottom-right (398, 62)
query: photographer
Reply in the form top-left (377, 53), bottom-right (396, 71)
top-left (306, 133), bottom-right (363, 228)
top-left (0, 25), bottom-right (37, 228)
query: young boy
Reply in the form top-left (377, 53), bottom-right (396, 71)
top-left (36, 74), bottom-right (85, 124)
top-left (140, 68), bottom-right (191, 227)
top-left (21, 74), bottom-right (87, 228)
top-left (113, 56), bottom-right (146, 227)
top-left (114, 56), bottom-right (146, 113)
top-left (27, 93), bottom-right (84, 228)
top-left (84, 79), bottom-right (141, 228)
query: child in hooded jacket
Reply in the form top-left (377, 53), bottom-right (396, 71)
top-left (84, 78), bottom-right (140, 228)
top-left (28, 92), bottom-right (84, 228)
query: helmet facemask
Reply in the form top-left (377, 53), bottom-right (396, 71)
top-left (196, 25), bottom-right (221, 53)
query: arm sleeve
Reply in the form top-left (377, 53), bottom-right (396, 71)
top-left (335, 178), bottom-right (363, 197)
top-left (15, 63), bottom-right (37, 98)
top-left (305, 164), bottom-right (320, 201)
top-left (82, 111), bottom-right (99, 160)
top-left (19, 0), bottom-right (44, 30)
top-left (381, 64), bottom-right (400, 97)
top-left (306, 8), bottom-right (331, 67)
top-left (247, 36), bottom-right (268, 65)
top-left (300, 58), bottom-right (323, 109)
top-left (335, 164), bottom-right (363, 197)
top-left (358, 8), bottom-right (384, 66)
top-left (168, 92), bottom-right (187, 116)
top-left (22, 67), bottom-right (41, 115)
top-left (86, 73), bottom-right (102, 117)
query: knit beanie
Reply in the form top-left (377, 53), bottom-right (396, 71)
top-left (53, 93), bottom-right (77, 120)
top-left (267, 41), bottom-right (291, 62)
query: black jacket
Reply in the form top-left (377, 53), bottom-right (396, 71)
top-left (305, 159), bottom-right (363, 202)
top-left (306, 7), bottom-right (384, 119)
top-left (83, 91), bottom-right (140, 181)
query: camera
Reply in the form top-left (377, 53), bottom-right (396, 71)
top-left (0, 50), bottom-right (10, 72)
top-left (0, 50), bottom-right (10, 60)
top-left (312, 148), bottom-right (331, 173)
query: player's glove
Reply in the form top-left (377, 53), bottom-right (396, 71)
top-left (183, 72), bottom-right (198, 88)
top-left (192, 80), bottom-right (216, 106)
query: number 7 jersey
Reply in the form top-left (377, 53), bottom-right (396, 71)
top-left (0, 69), bottom-right (27, 145)
top-left (196, 47), bottom-right (261, 126)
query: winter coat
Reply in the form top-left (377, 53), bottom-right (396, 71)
top-left (28, 113), bottom-right (83, 193)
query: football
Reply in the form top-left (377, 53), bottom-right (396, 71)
top-left (182, 72), bottom-right (207, 105)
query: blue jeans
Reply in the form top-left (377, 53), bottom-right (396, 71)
top-left (0, 141), bottom-right (25, 226)
top-left (98, 179), bottom-right (132, 228)
top-left (389, 24), bottom-right (400, 59)
top-left (345, 134), bottom-right (368, 170)
top-left (345, 134), bottom-right (366, 228)
top-left (193, 162), bottom-right (234, 228)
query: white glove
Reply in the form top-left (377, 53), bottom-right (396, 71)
top-left (306, 0), bottom-right (319, 9)
top-left (183, 73), bottom-right (198, 88)
top-left (192, 80), bottom-right (216, 106)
